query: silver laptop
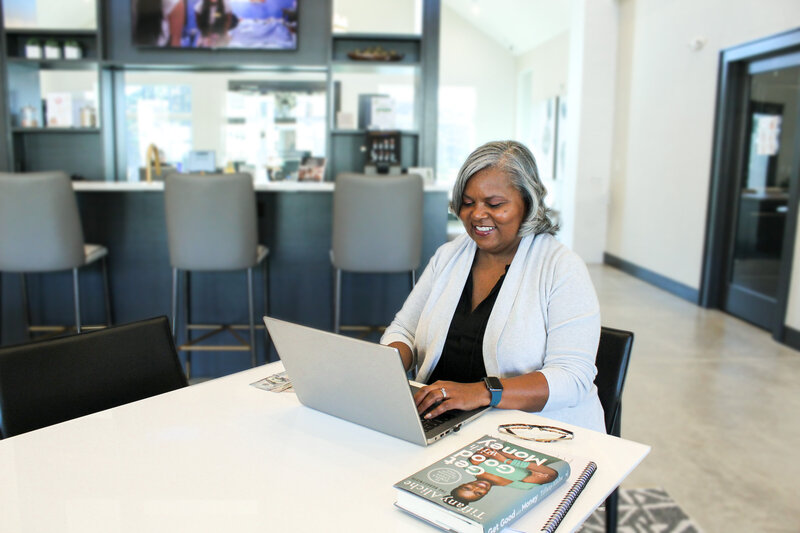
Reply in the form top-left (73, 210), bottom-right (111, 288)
top-left (263, 316), bottom-right (490, 446)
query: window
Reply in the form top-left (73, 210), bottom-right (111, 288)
top-left (125, 83), bottom-right (192, 181)
top-left (122, 71), bottom-right (327, 181)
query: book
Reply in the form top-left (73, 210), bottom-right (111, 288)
top-left (394, 434), bottom-right (571, 533)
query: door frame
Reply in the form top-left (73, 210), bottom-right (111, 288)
top-left (700, 27), bottom-right (800, 342)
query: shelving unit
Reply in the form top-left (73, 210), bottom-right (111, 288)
top-left (0, 0), bottom-right (440, 182)
top-left (0, 0), bottom-right (111, 180)
top-left (12, 127), bottom-right (100, 134)
top-left (3, 28), bottom-right (99, 59)
top-left (327, 31), bottom-right (432, 180)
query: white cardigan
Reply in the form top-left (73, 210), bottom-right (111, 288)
top-left (381, 232), bottom-right (605, 432)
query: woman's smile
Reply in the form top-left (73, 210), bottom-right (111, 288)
top-left (473, 225), bottom-right (496, 235)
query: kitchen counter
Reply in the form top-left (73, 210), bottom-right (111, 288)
top-left (1, 182), bottom-right (449, 378)
top-left (72, 180), bottom-right (451, 193)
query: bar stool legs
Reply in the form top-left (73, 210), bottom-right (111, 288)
top-left (247, 267), bottom-right (256, 368)
top-left (333, 268), bottom-right (342, 335)
top-left (333, 269), bottom-right (416, 337)
top-left (15, 262), bottom-right (111, 339)
top-left (101, 257), bottom-right (112, 327)
top-left (171, 268), bottom-right (178, 337)
top-left (72, 268), bottom-right (81, 333)
top-left (171, 265), bottom-right (267, 380)
top-left (20, 274), bottom-right (32, 340)
top-left (263, 259), bottom-right (270, 355)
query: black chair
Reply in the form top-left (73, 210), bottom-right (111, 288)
top-left (594, 326), bottom-right (634, 533)
top-left (0, 316), bottom-right (187, 439)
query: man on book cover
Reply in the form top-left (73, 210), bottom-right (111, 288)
top-left (445, 447), bottom-right (564, 506)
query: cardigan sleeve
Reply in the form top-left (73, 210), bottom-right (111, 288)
top-left (537, 251), bottom-right (601, 412)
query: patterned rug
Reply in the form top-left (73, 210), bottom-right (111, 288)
top-left (577, 488), bottom-right (703, 532)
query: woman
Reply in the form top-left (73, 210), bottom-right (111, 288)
top-left (380, 140), bottom-right (605, 432)
top-left (446, 447), bottom-right (562, 505)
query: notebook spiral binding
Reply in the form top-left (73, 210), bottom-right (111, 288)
top-left (541, 461), bottom-right (598, 533)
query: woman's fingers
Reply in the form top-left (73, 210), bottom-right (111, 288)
top-left (413, 384), bottom-right (446, 415)
top-left (414, 381), bottom-right (486, 418)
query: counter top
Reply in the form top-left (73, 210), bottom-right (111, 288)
top-left (72, 181), bottom-right (451, 193)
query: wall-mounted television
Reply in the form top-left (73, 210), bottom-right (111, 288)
top-left (132, 0), bottom-right (298, 50)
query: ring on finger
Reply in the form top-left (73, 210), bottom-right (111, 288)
top-left (440, 387), bottom-right (447, 399)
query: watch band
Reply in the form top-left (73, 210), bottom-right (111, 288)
top-left (483, 376), bottom-right (503, 407)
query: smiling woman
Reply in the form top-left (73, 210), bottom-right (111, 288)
top-left (381, 140), bottom-right (606, 433)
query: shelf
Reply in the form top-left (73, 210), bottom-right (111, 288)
top-left (331, 129), bottom-right (419, 136)
top-left (101, 61), bottom-right (328, 73)
top-left (332, 33), bottom-right (422, 43)
top-left (6, 58), bottom-right (98, 70)
top-left (12, 127), bottom-right (100, 134)
top-left (4, 28), bottom-right (97, 37)
top-left (332, 34), bottom-right (421, 64)
top-left (330, 61), bottom-right (420, 76)
top-left (5, 28), bottom-right (99, 60)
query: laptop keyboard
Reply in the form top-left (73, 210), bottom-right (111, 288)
top-left (421, 410), bottom-right (459, 432)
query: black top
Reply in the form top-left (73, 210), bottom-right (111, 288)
top-left (428, 264), bottom-right (509, 384)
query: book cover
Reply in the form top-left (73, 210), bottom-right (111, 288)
top-left (394, 434), bottom-right (570, 533)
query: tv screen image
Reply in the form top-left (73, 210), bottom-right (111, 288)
top-left (132, 0), bottom-right (298, 50)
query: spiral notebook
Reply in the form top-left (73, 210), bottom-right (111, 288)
top-left (540, 461), bottom-right (597, 532)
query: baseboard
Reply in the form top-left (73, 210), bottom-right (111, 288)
top-left (603, 253), bottom-right (700, 304)
top-left (780, 326), bottom-right (800, 351)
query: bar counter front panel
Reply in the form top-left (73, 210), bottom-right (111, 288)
top-left (0, 184), bottom-right (449, 378)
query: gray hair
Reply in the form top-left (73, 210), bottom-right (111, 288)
top-left (449, 140), bottom-right (558, 236)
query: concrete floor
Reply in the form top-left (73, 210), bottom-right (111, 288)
top-left (590, 265), bottom-right (800, 533)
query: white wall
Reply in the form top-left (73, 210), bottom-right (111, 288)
top-left (606, 0), bottom-right (800, 292)
top-left (515, 32), bottom-right (570, 218)
top-left (437, 4), bottom-right (517, 184)
top-left (516, 32), bottom-right (570, 105)
top-left (4, 0), bottom-right (95, 29)
top-left (559, 0), bottom-right (618, 263)
top-left (36, 0), bottom-right (95, 29)
top-left (333, 0), bottom-right (419, 34)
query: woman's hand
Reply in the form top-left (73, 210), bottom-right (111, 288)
top-left (413, 380), bottom-right (491, 419)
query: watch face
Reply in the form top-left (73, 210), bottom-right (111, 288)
top-left (484, 376), bottom-right (503, 390)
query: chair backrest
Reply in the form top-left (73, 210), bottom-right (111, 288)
top-left (0, 316), bottom-right (188, 439)
top-left (332, 173), bottom-right (424, 273)
top-left (594, 326), bottom-right (634, 436)
top-left (164, 173), bottom-right (259, 270)
top-left (0, 171), bottom-right (86, 272)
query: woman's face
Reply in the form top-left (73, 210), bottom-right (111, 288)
top-left (459, 167), bottom-right (526, 259)
top-left (453, 479), bottom-right (492, 502)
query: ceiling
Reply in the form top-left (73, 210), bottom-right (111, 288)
top-left (442, 0), bottom-right (572, 56)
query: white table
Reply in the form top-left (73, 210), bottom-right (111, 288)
top-left (0, 363), bottom-right (649, 532)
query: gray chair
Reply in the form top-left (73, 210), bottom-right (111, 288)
top-left (0, 171), bottom-right (111, 339)
top-left (164, 173), bottom-right (268, 378)
top-left (331, 172), bottom-right (423, 334)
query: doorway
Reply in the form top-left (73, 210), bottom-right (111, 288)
top-left (701, 29), bottom-right (800, 340)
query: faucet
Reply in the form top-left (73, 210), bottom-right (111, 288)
top-left (145, 143), bottom-right (161, 183)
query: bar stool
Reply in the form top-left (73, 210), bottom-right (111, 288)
top-left (164, 173), bottom-right (269, 378)
top-left (331, 172), bottom-right (423, 334)
top-left (0, 171), bottom-right (112, 340)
